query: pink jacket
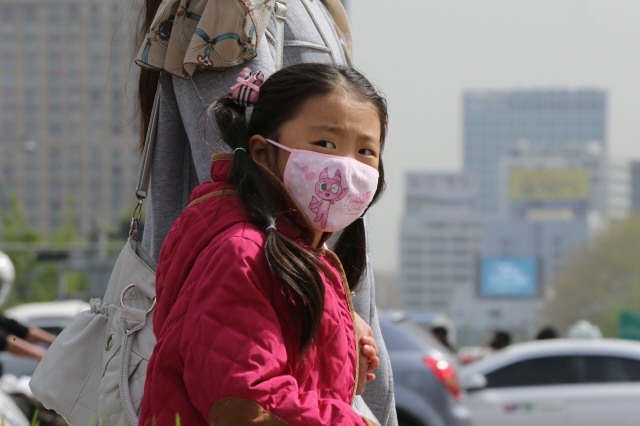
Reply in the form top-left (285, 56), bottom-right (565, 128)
top-left (140, 154), bottom-right (377, 425)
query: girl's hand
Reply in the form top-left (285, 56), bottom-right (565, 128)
top-left (354, 314), bottom-right (379, 395)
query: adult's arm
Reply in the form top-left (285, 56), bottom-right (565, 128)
top-left (181, 237), bottom-right (375, 426)
top-left (352, 217), bottom-right (398, 426)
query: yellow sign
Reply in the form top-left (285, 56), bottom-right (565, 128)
top-left (510, 169), bottom-right (589, 201)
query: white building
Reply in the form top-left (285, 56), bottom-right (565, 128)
top-left (399, 172), bottom-right (482, 315)
top-left (499, 141), bottom-right (630, 220)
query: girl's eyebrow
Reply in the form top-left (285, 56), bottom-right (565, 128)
top-left (309, 124), bottom-right (378, 142)
top-left (309, 124), bottom-right (342, 133)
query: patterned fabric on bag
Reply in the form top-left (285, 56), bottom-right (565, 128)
top-left (135, 0), bottom-right (352, 78)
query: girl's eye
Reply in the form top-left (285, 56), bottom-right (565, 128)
top-left (331, 184), bottom-right (339, 193)
top-left (359, 148), bottom-right (375, 156)
top-left (316, 140), bottom-right (336, 149)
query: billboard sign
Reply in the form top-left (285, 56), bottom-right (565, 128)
top-left (510, 169), bottom-right (589, 213)
top-left (480, 257), bottom-right (538, 298)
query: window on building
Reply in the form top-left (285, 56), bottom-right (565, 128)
top-left (69, 149), bottom-right (81, 161)
top-left (24, 22), bottom-right (36, 35)
top-left (2, 75), bottom-right (14, 86)
top-left (2, 89), bottom-right (15, 103)
top-left (69, 166), bottom-right (80, 178)
top-left (25, 39), bottom-right (37, 53)
top-left (1, 56), bottom-right (14, 68)
top-left (25, 73), bottom-right (37, 87)
top-left (1, 23), bottom-right (12, 35)
top-left (1, 38), bottom-right (14, 53)
top-left (49, 124), bottom-right (61, 136)
top-left (25, 201), bottom-right (37, 213)
top-left (26, 121), bottom-right (38, 139)
top-left (48, 4), bottom-right (61, 18)
top-left (2, 110), bottom-right (15, 122)
top-left (49, 148), bottom-right (60, 160)
top-left (48, 73), bottom-right (61, 86)
top-left (25, 90), bottom-right (37, 103)
top-left (69, 109), bottom-right (80, 122)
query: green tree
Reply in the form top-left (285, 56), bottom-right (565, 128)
top-left (0, 196), bottom-right (82, 306)
top-left (542, 215), bottom-right (640, 337)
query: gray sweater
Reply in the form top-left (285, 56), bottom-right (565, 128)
top-left (141, 1), bottom-right (397, 424)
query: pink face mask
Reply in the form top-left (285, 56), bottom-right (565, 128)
top-left (266, 139), bottom-right (379, 233)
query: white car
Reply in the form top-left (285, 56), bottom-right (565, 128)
top-left (2, 300), bottom-right (89, 377)
top-left (461, 339), bottom-right (640, 426)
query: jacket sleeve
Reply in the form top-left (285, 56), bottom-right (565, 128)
top-left (180, 235), bottom-right (368, 426)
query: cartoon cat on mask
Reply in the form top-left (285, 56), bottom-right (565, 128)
top-left (309, 168), bottom-right (349, 230)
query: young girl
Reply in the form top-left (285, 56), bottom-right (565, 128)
top-left (140, 63), bottom-right (388, 426)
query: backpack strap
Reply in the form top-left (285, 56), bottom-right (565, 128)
top-left (274, 0), bottom-right (287, 70)
top-left (129, 88), bottom-right (160, 239)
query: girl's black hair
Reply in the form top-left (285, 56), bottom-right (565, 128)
top-left (213, 63), bottom-right (388, 350)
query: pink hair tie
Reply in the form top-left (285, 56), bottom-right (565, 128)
top-left (230, 67), bottom-right (265, 107)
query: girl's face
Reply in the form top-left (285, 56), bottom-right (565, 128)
top-left (249, 91), bottom-right (382, 181)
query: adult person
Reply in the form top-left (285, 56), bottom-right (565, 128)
top-left (134, 1), bottom-right (397, 424)
top-left (0, 251), bottom-right (55, 366)
top-left (431, 326), bottom-right (455, 352)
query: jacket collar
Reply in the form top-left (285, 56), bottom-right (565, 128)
top-left (210, 153), bottom-right (334, 249)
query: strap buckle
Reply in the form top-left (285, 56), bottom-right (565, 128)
top-left (121, 283), bottom-right (157, 315)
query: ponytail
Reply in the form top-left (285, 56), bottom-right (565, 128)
top-left (213, 95), bottom-right (328, 351)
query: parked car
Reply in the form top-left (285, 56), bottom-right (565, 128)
top-left (461, 338), bottom-right (640, 426)
top-left (379, 314), bottom-right (473, 426)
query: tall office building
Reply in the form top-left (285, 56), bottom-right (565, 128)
top-left (0, 0), bottom-right (139, 235)
top-left (463, 90), bottom-right (607, 214)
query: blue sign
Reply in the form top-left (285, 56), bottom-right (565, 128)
top-left (480, 257), bottom-right (538, 298)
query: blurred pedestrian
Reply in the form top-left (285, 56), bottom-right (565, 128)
top-left (536, 326), bottom-right (559, 340)
top-left (488, 330), bottom-right (512, 351)
top-left (431, 326), bottom-right (455, 352)
top-left (0, 251), bottom-right (55, 369)
top-left (134, 0), bottom-right (396, 424)
top-left (567, 320), bottom-right (602, 339)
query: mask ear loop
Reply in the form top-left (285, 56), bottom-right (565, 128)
top-left (265, 139), bottom-right (294, 153)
